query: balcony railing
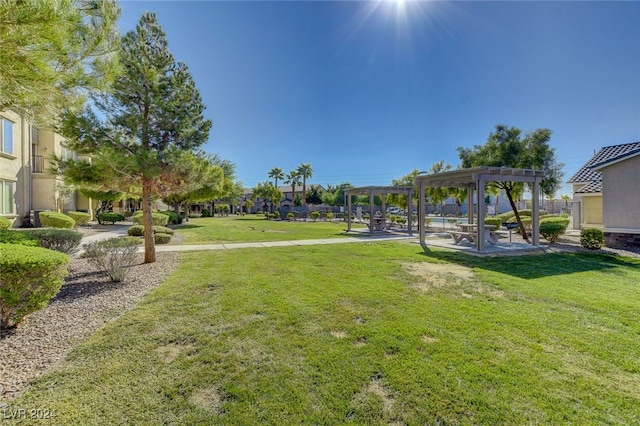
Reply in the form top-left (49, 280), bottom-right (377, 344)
top-left (32, 155), bottom-right (44, 173)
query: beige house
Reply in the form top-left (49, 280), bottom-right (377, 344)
top-left (567, 142), bottom-right (640, 247)
top-left (0, 109), bottom-right (92, 228)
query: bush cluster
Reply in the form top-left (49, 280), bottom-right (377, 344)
top-left (98, 212), bottom-right (125, 224)
top-left (38, 211), bottom-right (75, 229)
top-left (310, 211), bottom-right (320, 221)
top-left (0, 243), bottom-right (69, 329)
top-left (0, 216), bottom-right (11, 229)
top-left (538, 216), bottom-right (570, 243)
top-left (580, 228), bottom-right (604, 250)
top-left (154, 233), bottom-right (172, 244)
top-left (27, 228), bottom-right (83, 254)
top-left (326, 212), bottom-right (334, 220)
top-left (0, 230), bottom-right (39, 246)
top-left (158, 210), bottom-right (181, 225)
top-left (200, 209), bottom-right (211, 218)
top-left (286, 212), bottom-right (295, 220)
top-left (127, 225), bottom-right (174, 237)
top-left (66, 211), bottom-right (91, 226)
top-left (132, 211), bottom-right (169, 226)
top-left (83, 237), bottom-right (139, 282)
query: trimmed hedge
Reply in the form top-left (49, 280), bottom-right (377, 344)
top-left (98, 212), bottom-right (125, 224)
top-left (132, 211), bottom-right (169, 226)
top-left (0, 216), bottom-right (11, 229)
top-left (484, 217), bottom-right (502, 228)
top-left (38, 211), bottom-right (75, 229)
top-left (539, 222), bottom-right (567, 243)
top-left (127, 225), bottom-right (174, 236)
top-left (0, 230), bottom-right (39, 247)
top-left (0, 243), bottom-right (69, 328)
top-left (66, 211), bottom-right (91, 226)
top-left (154, 233), bottom-right (172, 244)
top-left (581, 228), bottom-right (604, 250)
top-left (27, 228), bottom-right (83, 254)
top-left (158, 210), bottom-right (181, 225)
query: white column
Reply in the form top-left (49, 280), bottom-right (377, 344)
top-left (477, 177), bottom-right (485, 251)
top-left (419, 181), bottom-right (426, 244)
top-left (532, 177), bottom-right (540, 246)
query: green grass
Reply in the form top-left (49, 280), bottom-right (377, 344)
top-left (175, 215), bottom-right (366, 244)
top-left (11, 243), bottom-right (640, 424)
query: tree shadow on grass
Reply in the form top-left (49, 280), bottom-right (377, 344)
top-left (175, 224), bottom-right (204, 230)
top-left (419, 248), bottom-right (639, 279)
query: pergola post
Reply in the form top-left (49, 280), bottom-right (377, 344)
top-left (467, 183), bottom-right (474, 225)
top-left (368, 188), bottom-right (374, 233)
top-left (347, 190), bottom-right (352, 232)
top-left (407, 189), bottom-right (414, 235)
top-left (532, 177), bottom-right (541, 246)
top-left (476, 175), bottom-right (485, 252)
top-left (419, 180), bottom-right (426, 244)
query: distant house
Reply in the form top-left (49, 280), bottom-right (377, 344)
top-left (240, 184), bottom-right (327, 213)
top-left (567, 142), bottom-right (640, 247)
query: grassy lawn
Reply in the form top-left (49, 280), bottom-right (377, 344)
top-left (175, 215), bottom-right (366, 244)
top-left (11, 243), bottom-right (640, 424)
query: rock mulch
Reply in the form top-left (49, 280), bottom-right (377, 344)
top-left (0, 251), bottom-right (180, 405)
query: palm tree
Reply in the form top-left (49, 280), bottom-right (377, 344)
top-left (285, 170), bottom-right (302, 209)
top-left (268, 167), bottom-right (285, 189)
top-left (296, 163), bottom-right (313, 207)
top-left (561, 194), bottom-right (571, 213)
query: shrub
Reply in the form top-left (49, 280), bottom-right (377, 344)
top-left (581, 228), bottom-right (604, 250)
top-left (0, 243), bottom-right (69, 329)
top-left (27, 228), bottom-right (82, 254)
top-left (389, 214), bottom-right (398, 223)
top-left (98, 212), bottom-right (125, 224)
top-left (120, 236), bottom-right (143, 245)
top-left (83, 237), bottom-right (139, 282)
top-left (539, 222), bottom-right (567, 243)
top-left (66, 211), bottom-right (91, 226)
top-left (424, 218), bottom-right (432, 227)
top-left (257, 210), bottom-right (264, 215)
top-left (397, 217), bottom-right (407, 225)
top-left (38, 211), bottom-right (75, 229)
top-left (484, 217), bottom-right (502, 228)
top-left (122, 210), bottom-right (134, 218)
top-left (132, 211), bottom-right (168, 226)
top-left (286, 212), bottom-right (295, 220)
top-left (200, 209), bottom-right (211, 218)
top-left (326, 212), bottom-right (334, 220)
top-left (310, 211), bottom-right (320, 221)
top-left (273, 211), bottom-right (280, 220)
top-left (0, 216), bottom-right (11, 229)
top-left (158, 210), bottom-right (181, 225)
top-left (128, 225), bottom-right (174, 236)
top-left (154, 232), bottom-right (172, 244)
top-left (0, 230), bottom-right (39, 247)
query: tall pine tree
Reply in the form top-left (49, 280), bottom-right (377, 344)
top-left (58, 12), bottom-right (212, 263)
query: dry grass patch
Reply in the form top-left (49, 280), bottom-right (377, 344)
top-left (156, 343), bottom-right (195, 364)
top-left (330, 330), bottom-right (348, 339)
top-left (190, 387), bottom-right (224, 412)
top-left (421, 334), bottom-right (439, 344)
top-left (401, 261), bottom-right (504, 298)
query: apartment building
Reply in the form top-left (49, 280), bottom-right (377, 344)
top-left (0, 109), bottom-right (91, 228)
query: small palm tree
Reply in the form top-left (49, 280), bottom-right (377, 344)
top-left (296, 163), bottom-right (313, 207)
top-left (285, 170), bottom-right (302, 209)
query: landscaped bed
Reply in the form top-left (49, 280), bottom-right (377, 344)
top-left (3, 240), bottom-right (639, 423)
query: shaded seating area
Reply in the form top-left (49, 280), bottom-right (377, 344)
top-left (414, 167), bottom-right (545, 252)
top-left (345, 186), bottom-right (414, 234)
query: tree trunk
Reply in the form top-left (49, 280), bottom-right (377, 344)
top-left (142, 179), bottom-right (156, 263)
top-left (505, 186), bottom-right (531, 243)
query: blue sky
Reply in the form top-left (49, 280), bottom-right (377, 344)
top-left (118, 1), bottom-right (640, 196)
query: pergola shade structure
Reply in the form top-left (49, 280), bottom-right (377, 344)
top-left (345, 186), bottom-right (414, 234)
top-left (414, 167), bottom-right (545, 251)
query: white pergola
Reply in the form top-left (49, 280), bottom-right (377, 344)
top-left (345, 186), bottom-right (414, 234)
top-left (414, 167), bottom-right (545, 252)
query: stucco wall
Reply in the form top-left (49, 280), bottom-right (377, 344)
top-left (0, 110), bottom-right (26, 226)
top-left (582, 195), bottom-right (602, 226)
top-left (601, 155), bottom-right (640, 231)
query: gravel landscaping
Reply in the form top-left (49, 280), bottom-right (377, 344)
top-left (0, 251), bottom-right (180, 405)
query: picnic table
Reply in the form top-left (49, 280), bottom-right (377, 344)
top-left (448, 223), bottom-right (499, 245)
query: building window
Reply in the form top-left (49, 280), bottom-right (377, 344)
top-left (1, 117), bottom-right (14, 155)
top-left (1, 180), bottom-right (15, 215)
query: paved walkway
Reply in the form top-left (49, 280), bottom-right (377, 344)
top-left (77, 224), bottom-right (416, 254)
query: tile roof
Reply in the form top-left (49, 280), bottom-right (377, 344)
top-left (567, 142), bottom-right (640, 184)
top-left (575, 180), bottom-right (602, 194)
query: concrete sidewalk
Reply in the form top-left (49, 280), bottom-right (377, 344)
top-left (77, 224), bottom-right (416, 254)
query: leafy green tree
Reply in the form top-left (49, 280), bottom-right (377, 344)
top-left (458, 125), bottom-right (564, 242)
top-left (322, 182), bottom-right (355, 207)
top-left (252, 182), bottom-right (282, 215)
top-left (77, 188), bottom-right (122, 223)
top-left (387, 169), bottom-right (420, 210)
top-left (0, 0), bottom-right (121, 122)
top-left (424, 160), bottom-right (453, 217)
top-left (56, 13), bottom-right (212, 263)
top-left (296, 163), bottom-right (313, 207)
top-left (305, 186), bottom-right (323, 206)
